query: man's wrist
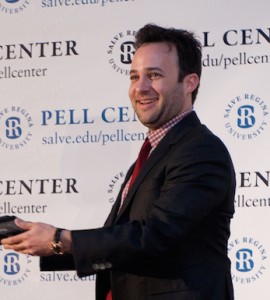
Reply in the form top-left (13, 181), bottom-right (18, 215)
top-left (59, 229), bottom-right (72, 254)
top-left (50, 228), bottom-right (64, 255)
top-left (50, 228), bottom-right (72, 255)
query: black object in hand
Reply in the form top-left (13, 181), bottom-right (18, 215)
top-left (0, 216), bottom-right (26, 238)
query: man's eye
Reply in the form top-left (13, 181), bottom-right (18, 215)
top-left (150, 73), bottom-right (161, 79)
top-left (130, 75), bottom-right (138, 81)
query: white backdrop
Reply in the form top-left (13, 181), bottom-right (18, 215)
top-left (0, 0), bottom-right (269, 299)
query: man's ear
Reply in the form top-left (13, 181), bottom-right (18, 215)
top-left (184, 73), bottom-right (200, 94)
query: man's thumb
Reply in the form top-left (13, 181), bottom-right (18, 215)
top-left (14, 218), bottom-right (32, 230)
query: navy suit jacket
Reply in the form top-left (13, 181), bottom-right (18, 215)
top-left (41, 112), bottom-right (235, 300)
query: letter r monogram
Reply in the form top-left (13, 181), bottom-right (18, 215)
top-left (237, 105), bottom-right (255, 128)
top-left (5, 117), bottom-right (22, 139)
top-left (4, 253), bottom-right (20, 275)
top-left (236, 248), bottom-right (254, 272)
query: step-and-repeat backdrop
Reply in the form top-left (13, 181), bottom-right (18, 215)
top-left (0, 1), bottom-right (269, 299)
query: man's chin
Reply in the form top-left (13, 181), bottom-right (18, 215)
top-left (140, 120), bottom-right (159, 131)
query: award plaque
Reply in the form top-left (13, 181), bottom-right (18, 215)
top-left (0, 215), bottom-right (26, 238)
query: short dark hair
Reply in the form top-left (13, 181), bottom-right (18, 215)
top-left (134, 24), bottom-right (202, 103)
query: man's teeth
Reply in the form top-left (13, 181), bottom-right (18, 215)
top-left (138, 99), bottom-right (156, 104)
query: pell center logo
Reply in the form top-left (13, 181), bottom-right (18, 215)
top-left (0, 0), bottom-right (30, 14)
top-left (0, 246), bottom-right (32, 286)
top-left (228, 237), bottom-right (267, 284)
top-left (107, 30), bottom-right (136, 75)
top-left (224, 93), bottom-right (269, 140)
top-left (0, 106), bottom-right (33, 150)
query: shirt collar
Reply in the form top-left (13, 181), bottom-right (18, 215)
top-left (147, 109), bottom-right (193, 151)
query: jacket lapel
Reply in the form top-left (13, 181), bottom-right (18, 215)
top-left (110, 112), bottom-right (201, 223)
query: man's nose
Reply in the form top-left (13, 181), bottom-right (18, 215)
top-left (135, 77), bottom-right (151, 93)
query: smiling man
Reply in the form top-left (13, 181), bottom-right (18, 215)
top-left (129, 42), bottom-right (196, 130)
top-left (2, 24), bottom-right (236, 300)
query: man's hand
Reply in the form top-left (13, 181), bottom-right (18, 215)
top-left (1, 218), bottom-right (58, 256)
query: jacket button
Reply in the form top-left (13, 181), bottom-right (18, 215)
top-left (92, 263), bottom-right (99, 270)
top-left (105, 262), bottom-right (112, 269)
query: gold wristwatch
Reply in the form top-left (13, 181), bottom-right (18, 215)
top-left (50, 228), bottom-right (64, 255)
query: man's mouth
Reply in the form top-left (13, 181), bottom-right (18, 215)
top-left (136, 98), bottom-right (158, 104)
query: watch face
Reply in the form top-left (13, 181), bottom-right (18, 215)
top-left (51, 241), bottom-right (64, 255)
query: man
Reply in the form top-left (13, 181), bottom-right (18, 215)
top-left (2, 24), bottom-right (235, 300)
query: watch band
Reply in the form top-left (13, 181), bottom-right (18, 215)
top-left (50, 228), bottom-right (64, 255)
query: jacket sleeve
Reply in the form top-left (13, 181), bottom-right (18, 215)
top-left (40, 253), bottom-right (75, 271)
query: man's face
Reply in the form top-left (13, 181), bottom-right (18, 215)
top-left (129, 42), bottom-right (193, 130)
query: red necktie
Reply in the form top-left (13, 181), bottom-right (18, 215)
top-left (106, 291), bottom-right (112, 300)
top-left (106, 139), bottom-right (151, 300)
top-left (129, 138), bottom-right (152, 188)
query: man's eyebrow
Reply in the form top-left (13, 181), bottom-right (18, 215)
top-left (130, 67), bottom-right (164, 74)
top-left (129, 69), bottom-right (137, 75)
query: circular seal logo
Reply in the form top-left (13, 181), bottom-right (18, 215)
top-left (224, 93), bottom-right (269, 140)
top-left (107, 30), bottom-right (136, 75)
top-left (0, 106), bottom-right (33, 150)
top-left (0, 0), bottom-right (30, 14)
top-left (107, 171), bottom-right (126, 204)
top-left (0, 246), bottom-right (33, 285)
top-left (228, 237), bottom-right (267, 284)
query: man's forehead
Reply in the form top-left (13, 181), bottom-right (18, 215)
top-left (135, 42), bottom-right (175, 54)
top-left (131, 43), bottom-right (178, 71)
